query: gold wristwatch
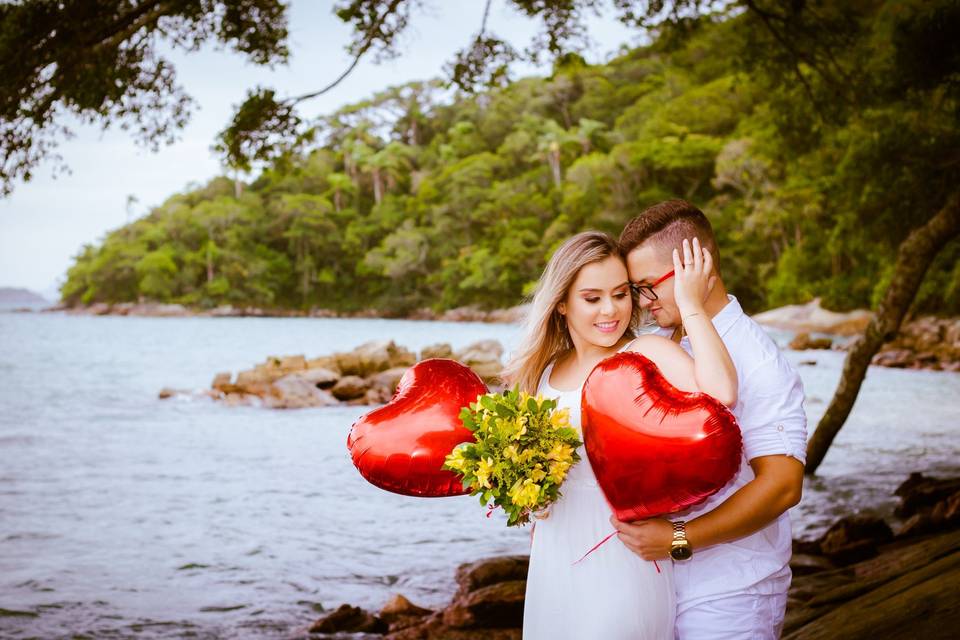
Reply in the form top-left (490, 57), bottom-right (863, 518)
top-left (669, 520), bottom-right (693, 561)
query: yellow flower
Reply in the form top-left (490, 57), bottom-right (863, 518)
top-left (512, 414), bottom-right (528, 440)
top-left (508, 478), bottom-right (541, 508)
top-left (545, 442), bottom-right (574, 463)
top-left (530, 464), bottom-right (547, 483)
top-left (475, 456), bottom-right (495, 489)
top-left (548, 460), bottom-right (571, 484)
top-left (550, 408), bottom-right (571, 430)
top-left (444, 447), bottom-right (467, 471)
top-left (503, 445), bottom-right (520, 463)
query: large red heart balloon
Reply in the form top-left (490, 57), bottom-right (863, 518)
top-left (581, 351), bottom-right (742, 521)
top-left (346, 358), bottom-right (488, 497)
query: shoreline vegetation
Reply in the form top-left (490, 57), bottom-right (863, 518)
top-left (295, 472), bottom-right (960, 639)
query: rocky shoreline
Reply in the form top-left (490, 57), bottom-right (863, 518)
top-left (39, 301), bottom-right (528, 323)
top-left (159, 339), bottom-right (507, 408)
top-left (290, 472), bottom-right (960, 639)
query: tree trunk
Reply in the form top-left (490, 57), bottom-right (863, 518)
top-left (805, 192), bottom-right (960, 474)
top-left (372, 167), bottom-right (383, 205)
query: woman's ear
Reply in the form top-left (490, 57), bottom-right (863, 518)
top-left (557, 303), bottom-right (566, 315)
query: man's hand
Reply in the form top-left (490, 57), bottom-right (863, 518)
top-left (609, 515), bottom-right (673, 560)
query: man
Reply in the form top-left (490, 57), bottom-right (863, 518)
top-left (611, 199), bottom-right (807, 639)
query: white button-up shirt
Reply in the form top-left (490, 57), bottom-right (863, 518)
top-left (653, 294), bottom-right (807, 611)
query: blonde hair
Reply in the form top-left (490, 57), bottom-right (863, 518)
top-left (502, 231), bottom-right (642, 393)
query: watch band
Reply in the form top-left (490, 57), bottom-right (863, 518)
top-left (672, 520), bottom-right (687, 542)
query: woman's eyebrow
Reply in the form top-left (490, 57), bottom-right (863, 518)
top-left (578, 282), bottom-right (631, 292)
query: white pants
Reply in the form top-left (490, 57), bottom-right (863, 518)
top-left (675, 591), bottom-right (787, 640)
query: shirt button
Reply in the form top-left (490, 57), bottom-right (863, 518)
top-left (777, 424), bottom-right (785, 431)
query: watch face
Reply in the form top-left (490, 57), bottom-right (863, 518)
top-left (670, 545), bottom-right (692, 561)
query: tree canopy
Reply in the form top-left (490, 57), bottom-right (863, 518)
top-left (58, 2), bottom-right (960, 320)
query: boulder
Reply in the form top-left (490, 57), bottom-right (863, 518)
top-left (265, 375), bottom-right (340, 409)
top-left (421, 342), bottom-right (454, 360)
top-left (222, 393), bottom-right (258, 407)
top-left (467, 360), bottom-right (503, 385)
top-left (753, 298), bottom-right (873, 336)
top-left (331, 375), bottom-right (371, 401)
top-left (211, 372), bottom-right (232, 391)
top-left (309, 604), bottom-right (387, 634)
top-left (456, 340), bottom-right (505, 384)
top-left (453, 556), bottom-right (530, 600)
top-left (370, 367), bottom-right (410, 395)
top-left (334, 351), bottom-right (364, 377)
top-left (789, 332), bottom-right (833, 351)
top-left (871, 349), bottom-right (915, 368)
top-left (297, 367), bottom-right (340, 389)
top-left (365, 386), bottom-right (394, 405)
top-left (379, 594), bottom-right (433, 625)
top-left (894, 473), bottom-right (960, 518)
top-left (456, 340), bottom-right (505, 364)
top-left (487, 304), bottom-right (529, 324)
top-left (442, 580), bottom-right (526, 629)
top-left (818, 515), bottom-right (893, 564)
top-left (306, 355), bottom-right (340, 373)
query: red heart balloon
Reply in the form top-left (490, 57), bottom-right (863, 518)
top-left (346, 358), bottom-right (488, 497)
top-left (581, 351), bottom-right (742, 521)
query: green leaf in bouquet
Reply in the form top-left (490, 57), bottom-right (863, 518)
top-left (462, 475), bottom-right (476, 490)
top-left (526, 397), bottom-right (539, 414)
top-left (480, 395), bottom-right (498, 412)
top-left (541, 398), bottom-right (557, 411)
top-left (494, 403), bottom-right (515, 418)
top-left (459, 407), bottom-right (477, 431)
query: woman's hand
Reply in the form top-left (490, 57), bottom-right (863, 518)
top-left (672, 237), bottom-right (716, 319)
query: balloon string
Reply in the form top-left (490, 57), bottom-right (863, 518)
top-left (572, 528), bottom-right (618, 564)
top-left (571, 528), bottom-right (663, 574)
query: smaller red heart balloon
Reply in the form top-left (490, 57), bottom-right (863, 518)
top-left (582, 351), bottom-right (742, 521)
top-left (347, 358), bottom-right (488, 497)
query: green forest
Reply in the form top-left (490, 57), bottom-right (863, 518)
top-left (59, 4), bottom-right (960, 316)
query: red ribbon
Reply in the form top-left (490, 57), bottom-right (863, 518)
top-left (572, 528), bottom-right (661, 574)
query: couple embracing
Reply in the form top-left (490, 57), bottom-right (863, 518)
top-left (502, 200), bottom-right (808, 639)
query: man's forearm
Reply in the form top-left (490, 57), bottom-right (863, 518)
top-left (686, 456), bottom-right (804, 551)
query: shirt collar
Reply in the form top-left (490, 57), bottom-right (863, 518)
top-left (710, 294), bottom-right (742, 338)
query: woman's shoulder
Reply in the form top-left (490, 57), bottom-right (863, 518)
top-left (624, 333), bottom-right (686, 356)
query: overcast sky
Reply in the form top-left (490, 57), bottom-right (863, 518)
top-left (0, 1), bottom-right (639, 299)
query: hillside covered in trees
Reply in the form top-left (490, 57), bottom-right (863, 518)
top-left (59, 7), bottom-right (960, 316)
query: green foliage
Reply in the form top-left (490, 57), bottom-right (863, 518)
top-left (60, 3), bottom-right (960, 316)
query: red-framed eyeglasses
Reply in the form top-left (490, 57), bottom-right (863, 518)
top-left (630, 269), bottom-right (675, 301)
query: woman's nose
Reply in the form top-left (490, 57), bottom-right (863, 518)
top-left (601, 297), bottom-right (616, 315)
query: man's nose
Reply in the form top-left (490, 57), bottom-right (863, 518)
top-left (636, 294), bottom-right (653, 309)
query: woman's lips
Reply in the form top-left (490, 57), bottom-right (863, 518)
top-left (595, 320), bottom-right (620, 333)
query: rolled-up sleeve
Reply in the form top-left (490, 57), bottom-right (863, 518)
top-left (737, 355), bottom-right (807, 464)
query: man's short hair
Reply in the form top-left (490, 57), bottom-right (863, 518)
top-left (619, 199), bottom-right (720, 266)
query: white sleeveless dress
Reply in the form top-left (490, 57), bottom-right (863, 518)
top-left (523, 341), bottom-right (676, 639)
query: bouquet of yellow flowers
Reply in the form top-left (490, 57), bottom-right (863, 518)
top-left (442, 387), bottom-right (582, 526)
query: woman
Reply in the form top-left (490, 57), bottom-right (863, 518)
top-left (502, 231), bottom-right (737, 639)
